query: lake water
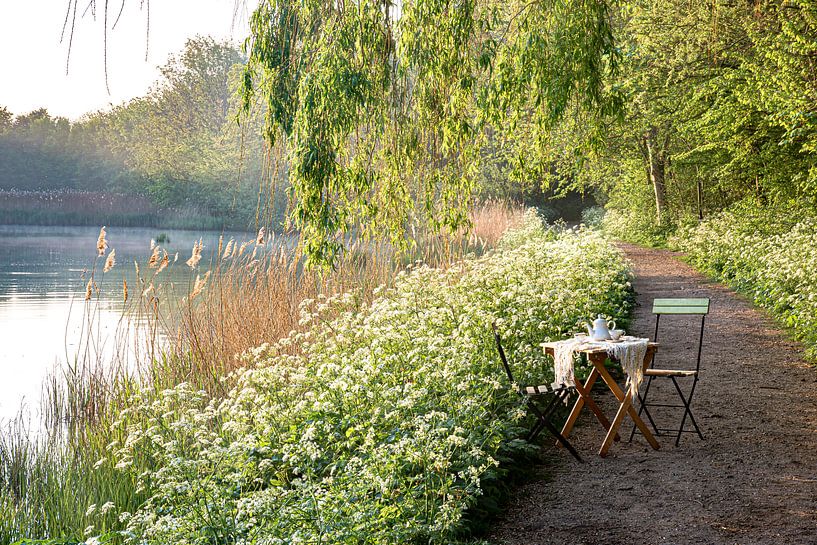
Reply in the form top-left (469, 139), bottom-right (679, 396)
top-left (0, 225), bottom-right (252, 422)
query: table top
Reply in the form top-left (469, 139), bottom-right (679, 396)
top-left (542, 337), bottom-right (658, 355)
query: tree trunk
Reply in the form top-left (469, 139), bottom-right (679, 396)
top-left (644, 127), bottom-right (668, 225)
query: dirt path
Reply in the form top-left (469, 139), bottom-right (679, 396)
top-left (490, 244), bottom-right (817, 544)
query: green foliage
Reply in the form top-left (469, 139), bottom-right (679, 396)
top-left (671, 200), bottom-right (817, 358)
top-left (545, 1), bottom-right (817, 234)
top-left (10, 213), bottom-right (630, 545)
top-left (243, 0), bottom-right (622, 266)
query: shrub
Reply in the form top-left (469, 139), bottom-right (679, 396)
top-left (580, 206), bottom-right (605, 229)
top-left (105, 211), bottom-right (633, 544)
top-left (601, 207), bottom-right (677, 246)
top-left (671, 199), bottom-right (817, 358)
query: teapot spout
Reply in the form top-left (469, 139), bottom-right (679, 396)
top-left (584, 323), bottom-right (593, 335)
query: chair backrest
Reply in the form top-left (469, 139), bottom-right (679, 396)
top-left (652, 298), bottom-right (710, 371)
top-left (491, 322), bottom-right (516, 384)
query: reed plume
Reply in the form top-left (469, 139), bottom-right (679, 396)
top-left (123, 278), bottom-right (128, 303)
top-left (190, 271), bottom-right (211, 299)
top-left (157, 252), bottom-right (169, 273)
top-left (85, 279), bottom-right (93, 301)
top-left (103, 249), bottom-right (116, 272)
top-left (96, 226), bottom-right (108, 256)
top-left (186, 239), bottom-right (203, 270)
top-left (223, 239), bottom-right (234, 259)
top-left (148, 246), bottom-right (161, 268)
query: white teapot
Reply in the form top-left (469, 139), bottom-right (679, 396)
top-left (585, 315), bottom-right (616, 341)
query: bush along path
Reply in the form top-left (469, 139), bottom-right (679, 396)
top-left (490, 243), bottom-right (817, 545)
top-left (54, 213), bottom-right (634, 545)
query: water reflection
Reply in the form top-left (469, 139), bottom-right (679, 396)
top-left (0, 225), bottom-right (252, 422)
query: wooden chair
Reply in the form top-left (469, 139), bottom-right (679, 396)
top-left (630, 298), bottom-right (709, 446)
top-left (492, 323), bottom-right (583, 462)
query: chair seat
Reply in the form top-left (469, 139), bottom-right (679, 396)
top-left (521, 384), bottom-right (572, 396)
top-left (644, 368), bottom-right (697, 377)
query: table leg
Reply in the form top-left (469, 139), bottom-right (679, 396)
top-left (559, 366), bottom-right (619, 445)
top-left (594, 357), bottom-right (660, 452)
top-left (560, 370), bottom-right (593, 441)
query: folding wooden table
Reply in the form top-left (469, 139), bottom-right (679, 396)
top-left (542, 341), bottom-right (661, 457)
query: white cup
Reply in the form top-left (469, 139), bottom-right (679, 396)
top-left (610, 329), bottom-right (625, 340)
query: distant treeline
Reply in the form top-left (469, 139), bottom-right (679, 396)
top-left (0, 37), bottom-right (286, 231)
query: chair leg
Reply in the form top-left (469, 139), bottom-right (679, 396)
top-left (526, 416), bottom-right (547, 442)
top-left (671, 377), bottom-right (703, 446)
top-left (525, 399), bottom-right (549, 441)
top-left (527, 394), bottom-right (562, 441)
top-left (540, 417), bottom-right (583, 462)
top-left (526, 398), bottom-right (582, 462)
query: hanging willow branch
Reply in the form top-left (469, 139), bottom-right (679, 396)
top-left (243, 0), bottom-right (622, 267)
top-left (61, 0), bottom-right (151, 93)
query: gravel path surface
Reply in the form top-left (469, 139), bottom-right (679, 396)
top-left (489, 243), bottom-right (817, 544)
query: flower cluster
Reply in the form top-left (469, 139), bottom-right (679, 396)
top-left (108, 211), bottom-right (633, 544)
top-left (671, 201), bottom-right (817, 358)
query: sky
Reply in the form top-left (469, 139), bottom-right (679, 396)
top-left (0, 0), bottom-right (257, 121)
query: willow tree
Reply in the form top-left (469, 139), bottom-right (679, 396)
top-left (64, 0), bottom-right (620, 265)
top-left (240, 0), bottom-right (621, 265)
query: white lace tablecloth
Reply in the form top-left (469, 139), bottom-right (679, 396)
top-left (545, 337), bottom-right (650, 397)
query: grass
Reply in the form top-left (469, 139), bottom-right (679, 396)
top-left (0, 200), bottom-right (528, 544)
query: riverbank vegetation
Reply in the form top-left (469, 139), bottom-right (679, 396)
top-left (0, 210), bottom-right (633, 543)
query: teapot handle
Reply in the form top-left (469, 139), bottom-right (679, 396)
top-left (607, 319), bottom-right (616, 331)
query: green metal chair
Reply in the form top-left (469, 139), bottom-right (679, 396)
top-left (630, 298), bottom-right (709, 446)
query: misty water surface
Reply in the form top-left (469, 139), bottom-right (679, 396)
top-left (0, 225), bottom-right (252, 422)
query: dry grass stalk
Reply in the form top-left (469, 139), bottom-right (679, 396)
top-left (123, 278), bottom-right (128, 303)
